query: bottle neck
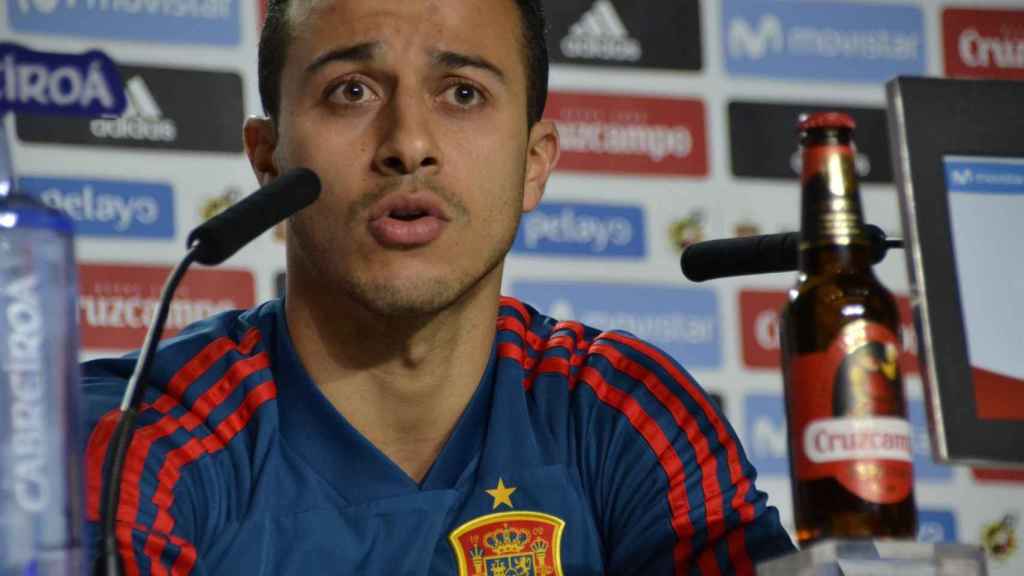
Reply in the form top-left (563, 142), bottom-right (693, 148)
top-left (798, 133), bottom-right (871, 276)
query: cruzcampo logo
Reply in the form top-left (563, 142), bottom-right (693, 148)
top-left (0, 43), bottom-right (125, 117)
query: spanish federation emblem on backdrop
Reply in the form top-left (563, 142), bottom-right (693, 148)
top-left (450, 512), bottom-right (565, 576)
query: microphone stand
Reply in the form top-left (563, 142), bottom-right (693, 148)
top-left (94, 243), bottom-right (200, 576)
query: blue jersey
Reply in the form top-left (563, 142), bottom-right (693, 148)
top-left (82, 297), bottom-right (794, 575)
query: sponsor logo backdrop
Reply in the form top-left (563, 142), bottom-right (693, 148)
top-left (4, 0), bottom-right (1022, 572)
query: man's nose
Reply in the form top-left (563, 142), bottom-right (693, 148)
top-left (373, 92), bottom-right (440, 176)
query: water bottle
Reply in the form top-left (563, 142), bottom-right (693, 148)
top-left (0, 126), bottom-right (85, 574)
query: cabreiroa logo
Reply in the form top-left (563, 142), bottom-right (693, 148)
top-left (944, 8), bottom-right (1024, 80)
top-left (739, 289), bottom-right (918, 374)
top-left (544, 91), bottom-right (707, 176)
top-left (78, 263), bottom-right (255, 350)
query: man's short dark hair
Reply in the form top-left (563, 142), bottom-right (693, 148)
top-left (258, 0), bottom-right (549, 126)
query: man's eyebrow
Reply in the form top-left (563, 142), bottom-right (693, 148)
top-left (433, 50), bottom-right (506, 84)
top-left (305, 42), bottom-right (381, 75)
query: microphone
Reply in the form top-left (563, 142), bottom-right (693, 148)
top-left (680, 224), bottom-right (901, 282)
top-left (95, 168), bottom-right (321, 576)
top-left (187, 168), bottom-right (321, 265)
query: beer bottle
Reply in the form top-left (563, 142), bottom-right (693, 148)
top-left (780, 112), bottom-right (916, 545)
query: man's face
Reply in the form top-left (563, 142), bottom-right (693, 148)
top-left (257, 0), bottom-right (556, 317)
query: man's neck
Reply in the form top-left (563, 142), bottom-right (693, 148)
top-left (283, 274), bottom-right (499, 483)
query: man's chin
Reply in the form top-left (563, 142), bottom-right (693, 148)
top-left (350, 281), bottom-right (468, 319)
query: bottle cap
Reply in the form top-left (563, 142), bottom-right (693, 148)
top-left (798, 112), bottom-right (856, 132)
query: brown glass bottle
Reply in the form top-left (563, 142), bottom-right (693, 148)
top-left (780, 112), bottom-right (917, 545)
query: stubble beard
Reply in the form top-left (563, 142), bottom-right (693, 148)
top-left (288, 205), bottom-right (521, 320)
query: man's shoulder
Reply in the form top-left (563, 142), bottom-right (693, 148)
top-left (82, 301), bottom-right (278, 384)
top-left (497, 295), bottom-right (702, 390)
top-left (80, 300), bottom-right (281, 428)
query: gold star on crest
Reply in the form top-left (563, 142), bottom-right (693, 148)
top-left (486, 478), bottom-right (516, 510)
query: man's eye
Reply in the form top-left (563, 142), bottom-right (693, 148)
top-left (445, 84), bottom-right (483, 107)
top-left (330, 81), bottom-right (375, 104)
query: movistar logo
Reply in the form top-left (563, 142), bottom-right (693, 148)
top-left (728, 14), bottom-right (784, 60)
top-left (561, 0), bottom-right (641, 62)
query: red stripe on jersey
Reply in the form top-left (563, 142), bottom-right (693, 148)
top-left (577, 365), bottom-right (695, 575)
top-left (121, 523), bottom-right (198, 576)
top-left (171, 537), bottom-right (198, 575)
top-left (497, 315), bottom-right (544, 351)
top-left (117, 354), bottom-right (270, 532)
top-left (602, 332), bottom-right (755, 565)
top-left (116, 523), bottom-right (139, 576)
top-left (603, 332), bottom-right (753, 512)
top-left (143, 531), bottom-right (168, 576)
top-left (726, 523), bottom-right (754, 575)
top-left (151, 380), bottom-right (277, 534)
top-left (499, 296), bottom-right (532, 325)
top-left (86, 408), bottom-right (124, 521)
top-left (591, 342), bottom-right (726, 540)
top-left (552, 320), bottom-right (586, 342)
top-left (86, 330), bottom-right (261, 521)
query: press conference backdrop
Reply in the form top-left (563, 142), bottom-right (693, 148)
top-left (4, 0), bottom-right (1022, 570)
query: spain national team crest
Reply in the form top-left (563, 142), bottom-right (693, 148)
top-left (450, 511), bottom-right (565, 576)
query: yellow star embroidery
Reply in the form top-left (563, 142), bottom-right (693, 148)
top-left (486, 478), bottom-right (517, 510)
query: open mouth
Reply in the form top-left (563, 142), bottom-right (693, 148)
top-left (389, 209), bottom-right (429, 222)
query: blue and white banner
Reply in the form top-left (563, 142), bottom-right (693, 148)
top-left (513, 202), bottom-right (645, 258)
top-left (744, 393), bottom-right (789, 476)
top-left (9, 0), bottom-right (240, 46)
top-left (19, 176), bottom-right (175, 239)
top-left (945, 157), bottom-right (1024, 195)
top-left (723, 0), bottom-right (925, 82)
top-left (509, 281), bottom-right (721, 368)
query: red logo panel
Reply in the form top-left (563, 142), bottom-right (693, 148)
top-left (78, 263), bottom-right (256, 351)
top-left (739, 290), bottom-right (788, 369)
top-left (943, 8), bottom-right (1024, 80)
top-left (739, 289), bottom-right (919, 374)
top-left (544, 91), bottom-right (707, 176)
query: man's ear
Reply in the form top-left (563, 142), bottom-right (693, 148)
top-left (243, 116), bottom-right (280, 186)
top-left (522, 119), bottom-right (560, 213)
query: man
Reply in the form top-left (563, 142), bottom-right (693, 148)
top-left (83, 0), bottom-right (796, 573)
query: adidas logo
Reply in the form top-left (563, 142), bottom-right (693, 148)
top-left (560, 0), bottom-right (642, 62)
top-left (89, 76), bottom-right (178, 142)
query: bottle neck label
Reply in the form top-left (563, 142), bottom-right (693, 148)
top-left (800, 144), bottom-right (867, 248)
top-left (787, 320), bottom-right (913, 504)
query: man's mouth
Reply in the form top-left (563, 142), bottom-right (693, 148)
top-left (389, 208), bottom-right (429, 222)
top-left (368, 193), bottom-right (450, 247)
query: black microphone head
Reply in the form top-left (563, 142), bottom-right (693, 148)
top-left (187, 168), bottom-right (321, 265)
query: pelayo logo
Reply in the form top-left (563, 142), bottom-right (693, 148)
top-left (0, 43), bottom-right (125, 117)
top-left (513, 202), bottom-right (645, 258)
top-left (723, 0), bottom-right (925, 82)
top-left (19, 176), bottom-right (174, 239)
